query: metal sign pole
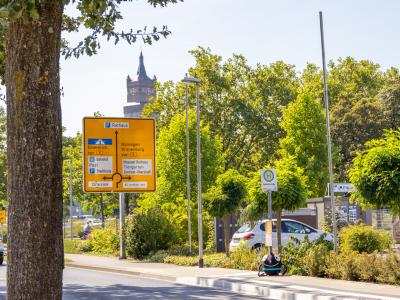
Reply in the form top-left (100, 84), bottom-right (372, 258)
top-left (319, 11), bottom-right (338, 253)
top-left (119, 192), bottom-right (126, 259)
top-left (268, 190), bottom-right (273, 253)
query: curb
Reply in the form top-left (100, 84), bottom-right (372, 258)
top-left (176, 276), bottom-right (400, 300)
top-left (65, 263), bottom-right (177, 282)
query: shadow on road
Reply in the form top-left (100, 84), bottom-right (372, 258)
top-left (62, 283), bottom-right (255, 300)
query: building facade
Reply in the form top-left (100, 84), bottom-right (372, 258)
top-left (123, 52), bottom-right (156, 118)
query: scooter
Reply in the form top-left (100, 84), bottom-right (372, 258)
top-left (258, 252), bottom-right (287, 276)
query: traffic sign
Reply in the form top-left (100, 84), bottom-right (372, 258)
top-left (83, 117), bottom-right (156, 193)
top-left (260, 169), bottom-right (277, 192)
top-left (0, 210), bottom-right (5, 224)
top-left (333, 183), bottom-right (355, 193)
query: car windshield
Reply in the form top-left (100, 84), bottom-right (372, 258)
top-left (236, 223), bottom-right (251, 233)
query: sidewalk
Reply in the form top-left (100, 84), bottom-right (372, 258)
top-left (65, 254), bottom-right (400, 300)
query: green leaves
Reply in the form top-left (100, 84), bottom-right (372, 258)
top-left (0, 0), bottom-right (40, 20)
top-left (279, 92), bottom-right (328, 197)
top-left (203, 169), bottom-right (247, 218)
top-left (243, 157), bottom-right (307, 221)
top-left (61, 0), bottom-right (175, 58)
top-left (349, 130), bottom-right (400, 215)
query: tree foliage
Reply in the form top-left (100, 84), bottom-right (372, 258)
top-left (204, 169), bottom-right (247, 255)
top-left (243, 158), bottom-right (308, 222)
top-left (145, 47), bottom-right (299, 173)
top-left (349, 130), bottom-right (400, 215)
top-left (379, 82), bottom-right (400, 130)
top-left (204, 169), bottom-right (247, 219)
top-left (279, 92), bottom-right (328, 197)
top-left (156, 109), bottom-right (222, 200)
top-left (137, 109), bottom-right (221, 243)
top-left (0, 0), bottom-right (181, 82)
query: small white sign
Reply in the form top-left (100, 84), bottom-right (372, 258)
top-left (333, 183), bottom-right (355, 193)
top-left (123, 159), bottom-right (152, 175)
top-left (260, 169), bottom-right (277, 192)
top-left (88, 181), bottom-right (113, 188)
top-left (104, 122), bottom-right (129, 129)
top-left (88, 156), bottom-right (113, 174)
top-left (123, 181), bottom-right (148, 189)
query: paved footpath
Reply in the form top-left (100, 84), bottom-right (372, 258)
top-left (65, 254), bottom-right (400, 300)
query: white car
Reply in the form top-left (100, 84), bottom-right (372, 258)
top-left (229, 218), bottom-right (334, 252)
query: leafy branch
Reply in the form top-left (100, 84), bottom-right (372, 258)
top-left (61, 25), bottom-right (171, 58)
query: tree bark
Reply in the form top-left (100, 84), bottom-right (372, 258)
top-left (276, 209), bottom-right (282, 253)
top-left (223, 214), bottom-right (230, 256)
top-left (6, 2), bottom-right (64, 299)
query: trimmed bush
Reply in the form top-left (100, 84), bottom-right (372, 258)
top-left (86, 225), bottom-right (119, 255)
top-left (301, 243), bottom-right (330, 277)
top-left (126, 208), bottom-right (177, 259)
top-left (339, 225), bottom-right (392, 253)
top-left (229, 242), bottom-right (266, 270)
top-left (282, 234), bottom-right (333, 275)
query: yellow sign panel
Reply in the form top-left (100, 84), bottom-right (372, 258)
top-left (265, 220), bottom-right (273, 247)
top-left (0, 210), bottom-right (5, 224)
top-left (83, 117), bottom-right (156, 193)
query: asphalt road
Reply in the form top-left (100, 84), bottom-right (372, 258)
top-left (0, 265), bottom-right (263, 299)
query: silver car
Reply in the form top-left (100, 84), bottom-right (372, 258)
top-left (229, 218), bottom-right (333, 251)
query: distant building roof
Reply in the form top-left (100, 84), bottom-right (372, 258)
top-left (131, 51), bottom-right (153, 82)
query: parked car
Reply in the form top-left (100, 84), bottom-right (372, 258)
top-left (229, 218), bottom-right (334, 252)
top-left (85, 218), bottom-right (102, 226)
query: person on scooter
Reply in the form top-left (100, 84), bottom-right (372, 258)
top-left (83, 220), bottom-right (92, 239)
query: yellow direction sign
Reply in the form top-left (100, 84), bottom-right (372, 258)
top-left (83, 117), bottom-right (156, 193)
top-left (0, 210), bottom-right (5, 224)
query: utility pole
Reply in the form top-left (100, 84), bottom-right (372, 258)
top-left (69, 159), bottom-right (73, 239)
top-left (119, 192), bottom-right (126, 259)
top-left (182, 75), bottom-right (202, 262)
top-left (184, 76), bottom-right (192, 254)
top-left (319, 11), bottom-right (338, 253)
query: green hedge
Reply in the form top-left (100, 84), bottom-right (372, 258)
top-left (85, 225), bottom-right (119, 255)
top-left (339, 225), bottom-right (392, 253)
top-left (149, 242), bottom-right (267, 270)
top-left (126, 208), bottom-right (177, 259)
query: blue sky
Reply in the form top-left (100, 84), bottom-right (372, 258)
top-left (60, 0), bottom-right (400, 136)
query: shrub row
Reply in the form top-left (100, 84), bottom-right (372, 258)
top-left (301, 247), bottom-right (400, 285)
top-left (149, 243), bottom-right (267, 271)
top-left (282, 231), bottom-right (399, 285)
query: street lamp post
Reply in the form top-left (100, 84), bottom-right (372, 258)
top-left (69, 159), bottom-right (73, 240)
top-left (319, 11), bottom-right (338, 253)
top-left (182, 75), bottom-right (203, 268)
top-left (182, 75), bottom-right (192, 254)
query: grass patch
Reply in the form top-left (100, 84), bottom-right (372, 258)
top-left (64, 239), bottom-right (85, 254)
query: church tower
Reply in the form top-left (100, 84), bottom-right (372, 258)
top-left (123, 52), bottom-right (156, 117)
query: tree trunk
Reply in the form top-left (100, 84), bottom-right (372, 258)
top-left (223, 214), bottom-right (230, 256)
top-left (6, 2), bottom-right (64, 299)
top-left (276, 209), bottom-right (282, 253)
